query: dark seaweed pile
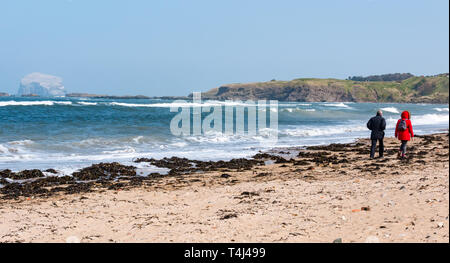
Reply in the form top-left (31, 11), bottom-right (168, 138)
top-left (0, 162), bottom-right (142, 199)
top-left (134, 157), bottom-right (264, 175)
top-left (0, 157), bottom-right (265, 199)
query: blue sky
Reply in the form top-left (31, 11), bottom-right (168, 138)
top-left (0, 0), bottom-right (448, 96)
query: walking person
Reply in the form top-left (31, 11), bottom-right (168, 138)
top-left (367, 110), bottom-right (386, 159)
top-left (395, 110), bottom-right (414, 159)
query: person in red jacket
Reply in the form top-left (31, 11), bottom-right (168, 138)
top-left (395, 110), bottom-right (414, 158)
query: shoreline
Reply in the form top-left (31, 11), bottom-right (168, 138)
top-left (0, 131), bottom-right (447, 199)
top-left (2, 127), bottom-right (449, 173)
top-left (0, 132), bottom-right (448, 242)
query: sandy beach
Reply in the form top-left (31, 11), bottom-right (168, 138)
top-left (0, 133), bottom-right (448, 243)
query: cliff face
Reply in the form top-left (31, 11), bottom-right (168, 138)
top-left (201, 74), bottom-right (449, 103)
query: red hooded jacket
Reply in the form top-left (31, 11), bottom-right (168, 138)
top-left (395, 111), bottom-right (414, 141)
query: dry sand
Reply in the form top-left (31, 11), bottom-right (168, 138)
top-left (0, 134), bottom-right (448, 243)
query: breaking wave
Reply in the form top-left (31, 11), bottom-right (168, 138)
top-left (0, 100), bottom-right (72, 106)
top-left (412, 114), bottom-right (449, 125)
top-left (434, 107), bottom-right (449, 112)
top-left (322, 102), bottom-right (352, 109)
top-left (280, 125), bottom-right (367, 137)
top-left (77, 101), bottom-right (97, 106)
top-left (381, 107), bottom-right (399, 113)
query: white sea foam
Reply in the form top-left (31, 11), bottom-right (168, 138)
top-left (185, 134), bottom-right (233, 144)
top-left (282, 108), bottom-right (316, 113)
top-left (280, 125), bottom-right (367, 137)
top-left (0, 140), bottom-right (35, 154)
top-left (0, 100), bottom-right (72, 106)
top-left (412, 114), bottom-right (449, 125)
top-left (132, 136), bottom-right (144, 144)
top-left (0, 99), bottom-right (290, 108)
top-left (434, 107), bottom-right (449, 112)
top-left (0, 144), bottom-right (10, 154)
top-left (73, 138), bottom-right (114, 147)
top-left (322, 102), bottom-right (351, 108)
top-left (386, 113), bottom-right (449, 127)
top-left (101, 146), bottom-right (136, 154)
top-left (7, 139), bottom-right (34, 146)
top-left (55, 101), bottom-right (72, 105)
top-left (170, 142), bottom-right (188, 147)
top-left (381, 107), bottom-right (399, 113)
top-left (77, 101), bottom-right (97, 106)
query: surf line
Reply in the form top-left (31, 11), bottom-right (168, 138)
top-left (169, 92), bottom-right (279, 145)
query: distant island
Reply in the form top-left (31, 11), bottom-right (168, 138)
top-left (201, 73), bottom-right (449, 104)
top-left (18, 73), bottom-right (66, 97)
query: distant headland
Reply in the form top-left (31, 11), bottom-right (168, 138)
top-left (201, 73), bottom-right (449, 104)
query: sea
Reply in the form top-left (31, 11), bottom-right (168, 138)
top-left (0, 97), bottom-right (448, 175)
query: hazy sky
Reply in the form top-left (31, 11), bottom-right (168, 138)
top-left (0, 0), bottom-right (448, 96)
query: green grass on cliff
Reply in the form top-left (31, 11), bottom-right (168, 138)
top-left (257, 74), bottom-right (449, 103)
top-left (203, 74), bottom-right (449, 103)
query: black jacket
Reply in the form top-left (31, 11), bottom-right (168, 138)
top-left (367, 115), bottom-right (386, 140)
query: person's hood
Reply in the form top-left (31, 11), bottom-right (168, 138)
top-left (401, 111), bottom-right (410, 119)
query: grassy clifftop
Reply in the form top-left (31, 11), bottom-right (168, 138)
top-left (201, 74), bottom-right (449, 103)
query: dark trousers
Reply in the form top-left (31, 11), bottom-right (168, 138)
top-left (400, 140), bottom-right (408, 155)
top-left (370, 139), bottom-right (384, 158)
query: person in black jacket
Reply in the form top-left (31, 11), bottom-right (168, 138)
top-left (367, 110), bottom-right (386, 159)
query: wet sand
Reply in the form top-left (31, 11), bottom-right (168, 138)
top-left (0, 133), bottom-right (448, 243)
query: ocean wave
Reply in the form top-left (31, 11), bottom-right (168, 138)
top-left (386, 113), bottom-right (449, 126)
top-left (0, 99), bottom-right (300, 108)
top-left (322, 103), bottom-right (352, 109)
top-left (170, 142), bottom-right (188, 147)
top-left (77, 101), bottom-right (97, 106)
top-left (109, 101), bottom-right (238, 108)
top-left (280, 125), bottom-right (367, 137)
top-left (381, 107), bottom-right (399, 113)
top-left (434, 107), bottom-right (449, 112)
top-left (132, 136), bottom-right (144, 144)
top-left (0, 140), bottom-right (35, 154)
top-left (184, 134), bottom-right (234, 144)
top-left (101, 146), bottom-right (136, 154)
top-left (412, 114), bottom-right (449, 125)
top-left (281, 108), bottom-right (316, 113)
top-left (109, 101), bottom-right (283, 108)
top-left (7, 139), bottom-right (34, 146)
top-left (0, 144), bottom-right (11, 154)
top-left (180, 129), bottom-right (278, 144)
top-left (0, 100), bottom-right (72, 106)
top-left (73, 138), bottom-right (114, 147)
top-left (282, 108), bottom-right (297, 113)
